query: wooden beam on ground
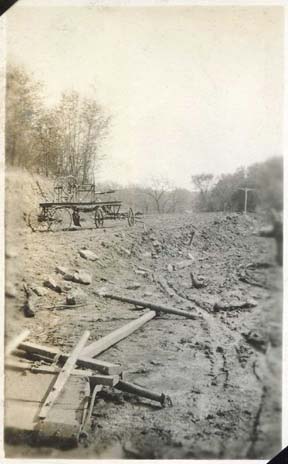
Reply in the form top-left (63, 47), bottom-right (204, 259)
top-left (18, 341), bottom-right (59, 359)
top-left (5, 330), bottom-right (30, 357)
top-left (33, 366), bottom-right (119, 386)
top-left (19, 341), bottom-right (121, 375)
top-left (38, 331), bottom-right (90, 420)
top-left (6, 360), bottom-right (120, 386)
top-left (98, 292), bottom-right (197, 320)
top-left (72, 355), bottom-right (121, 375)
top-left (81, 310), bottom-right (156, 358)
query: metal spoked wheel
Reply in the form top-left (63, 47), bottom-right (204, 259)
top-left (48, 208), bottom-right (72, 232)
top-left (94, 207), bottom-right (104, 228)
top-left (28, 208), bottom-right (49, 232)
top-left (127, 208), bottom-right (135, 227)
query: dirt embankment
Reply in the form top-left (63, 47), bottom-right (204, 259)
top-left (5, 170), bottom-right (282, 459)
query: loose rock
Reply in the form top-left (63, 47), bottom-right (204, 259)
top-left (55, 265), bottom-right (69, 276)
top-left (66, 288), bottom-right (87, 305)
top-left (32, 286), bottom-right (48, 297)
top-left (79, 249), bottom-right (99, 261)
top-left (43, 277), bottom-right (62, 293)
top-left (70, 270), bottom-right (92, 285)
top-left (23, 300), bottom-right (35, 318)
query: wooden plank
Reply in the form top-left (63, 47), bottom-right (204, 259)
top-left (19, 341), bottom-right (121, 374)
top-left (5, 359), bottom-right (33, 371)
top-left (5, 330), bottom-right (30, 357)
top-left (5, 369), bottom-right (90, 448)
top-left (81, 310), bottom-right (156, 358)
top-left (5, 360), bottom-right (119, 385)
top-left (38, 375), bottom-right (90, 448)
top-left (33, 365), bottom-right (119, 386)
top-left (19, 341), bottom-right (60, 359)
top-left (99, 292), bottom-right (197, 320)
top-left (38, 331), bottom-right (90, 420)
top-left (72, 355), bottom-right (121, 375)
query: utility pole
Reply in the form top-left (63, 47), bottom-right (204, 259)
top-left (238, 187), bottom-right (255, 214)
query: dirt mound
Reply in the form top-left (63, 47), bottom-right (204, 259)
top-left (5, 169), bottom-right (54, 231)
top-left (4, 179), bottom-right (282, 459)
top-left (129, 212), bottom-right (258, 260)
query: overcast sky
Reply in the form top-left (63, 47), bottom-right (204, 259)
top-left (6, 3), bottom-right (284, 188)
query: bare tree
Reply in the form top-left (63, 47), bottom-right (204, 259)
top-left (34, 91), bottom-right (111, 181)
top-left (144, 177), bottom-right (173, 214)
top-left (191, 173), bottom-right (214, 211)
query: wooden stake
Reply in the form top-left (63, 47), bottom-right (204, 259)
top-left (38, 330), bottom-right (90, 420)
top-left (82, 311), bottom-right (156, 358)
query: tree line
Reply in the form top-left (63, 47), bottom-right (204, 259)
top-left (6, 64), bottom-right (110, 183)
top-left (191, 157), bottom-right (283, 213)
top-left (95, 155), bottom-right (283, 215)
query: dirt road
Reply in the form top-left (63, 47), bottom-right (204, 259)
top-left (5, 199), bottom-right (282, 459)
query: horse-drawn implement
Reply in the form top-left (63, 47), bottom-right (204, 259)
top-left (28, 176), bottom-right (135, 232)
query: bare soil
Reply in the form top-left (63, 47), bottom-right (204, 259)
top-left (5, 171), bottom-right (282, 459)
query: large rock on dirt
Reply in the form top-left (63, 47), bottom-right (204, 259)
top-left (43, 277), bottom-right (62, 293)
top-left (79, 249), bottom-right (99, 261)
top-left (243, 329), bottom-right (269, 352)
top-left (22, 300), bottom-right (35, 318)
top-left (64, 270), bottom-right (92, 285)
top-left (55, 265), bottom-right (69, 276)
top-left (32, 286), bottom-right (48, 297)
top-left (75, 270), bottom-right (92, 285)
top-left (66, 288), bottom-right (87, 305)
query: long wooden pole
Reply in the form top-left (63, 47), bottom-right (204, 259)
top-left (238, 187), bottom-right (255, 214)
top-left (81, 310), bottom-right (156, 358)
top-left (99, 292), bottom-right (197, 320)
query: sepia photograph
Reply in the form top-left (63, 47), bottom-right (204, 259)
top-left (2, 0), bottom-right (285, 460)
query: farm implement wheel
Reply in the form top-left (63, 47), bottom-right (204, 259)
top-left (48, 208), bottom-right (72, 232)
top-left (28, 208), bottom-right (49, 232)
top-left (54, 175), bottom-right (78, 202)
top-left (94, 208), bottom-right (104, 228)
top-left (127, 208), bottom-right (135, 227)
